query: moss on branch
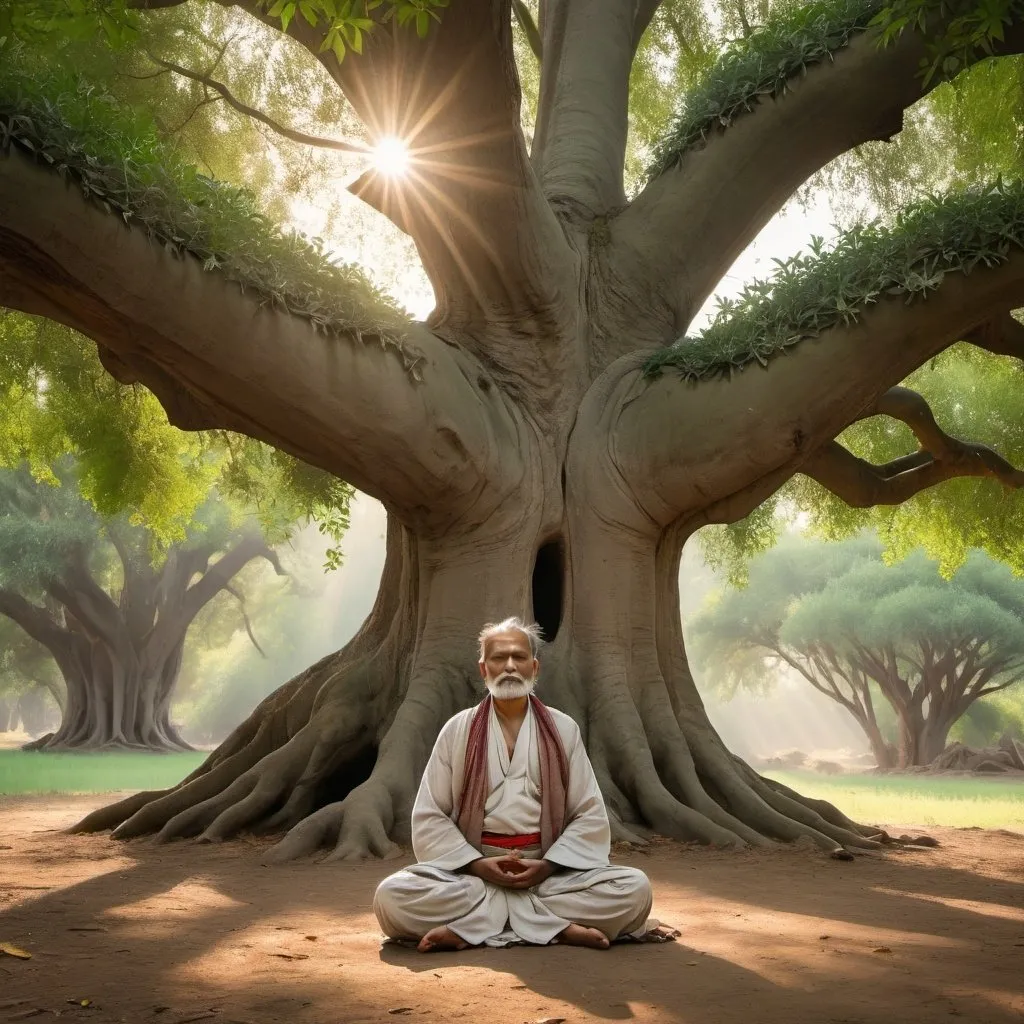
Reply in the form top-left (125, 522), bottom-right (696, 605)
top-left (646, 0), bottom-right (883, 180)
top-left (0, 64), bottom-right (413, 359)
top-left (645, 180), bottom-right (1024, 380)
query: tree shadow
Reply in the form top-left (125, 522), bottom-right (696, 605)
top-left (1, 810), bottom-right (1023, 1023)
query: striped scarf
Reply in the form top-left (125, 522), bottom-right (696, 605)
top-left (455, 694), bottom-right (569, 855)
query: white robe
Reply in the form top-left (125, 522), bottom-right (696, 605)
top-left (373, 702), bottom-right (653, 946)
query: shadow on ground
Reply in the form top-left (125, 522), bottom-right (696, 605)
top-left (1, 795), bottom-right (1022, 1024)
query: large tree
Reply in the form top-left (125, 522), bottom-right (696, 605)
top-left (0, 308), bottom-right (354, 750)
top-left (0, 464), bottom-right (286, 750)
top-left (690, 535), bottom-right (1024, 769)
top-left (3, 0), bottom-right (1024, 860)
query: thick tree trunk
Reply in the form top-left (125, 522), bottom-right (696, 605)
top-left (31, 635), bottom-right (191, 751)
top-left (859, 718), bottom-right (897, 773)
top-left (74, 489), bottom-right (884, 860)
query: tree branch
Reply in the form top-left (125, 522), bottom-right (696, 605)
top-left (0, 589), bottom-right (69, 652)
top-left (0, 144), bottom-right (522, 529)
top-left (223, 583), bottom-right (267, 657)
top-left (531, 0), bottom-right (634, 214)
top-left (176, 532), bottom-right (283, 632)
top-left (633, 0), bottom-right (663, 49)
top-left (965, 312), bottom-right (1024, 359)
top-left (513, 0), bottom-right (542, 60)
top-left (147, 55), bottom-right (369, 153)
top-left (247, 0), bottom-right (575, 346)
top-left (608, 21), bottom-right (1024, 341)
top-left (608, 248), bottom-right (1024, 527)
top-left (801, 386), bottom-right (1024, 507)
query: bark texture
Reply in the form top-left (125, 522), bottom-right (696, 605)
top-left (2, 0), bottom-right (1023, 855)
top-left (0, 531), bottom-right (282, 751)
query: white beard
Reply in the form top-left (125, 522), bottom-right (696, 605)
top-left (485, 674), bottom-right (537, 700)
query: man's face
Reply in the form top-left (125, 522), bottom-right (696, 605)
top-left (479, 630), bottom-right (539, 701)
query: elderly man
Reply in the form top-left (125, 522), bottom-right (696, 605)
top-left (374, 617), bottom-right (670, 952)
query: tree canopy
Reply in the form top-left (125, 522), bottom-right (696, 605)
top-left (690, 534), bottom-right (1024, 767)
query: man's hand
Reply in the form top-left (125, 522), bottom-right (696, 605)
top-left (498, 857), bottom-right (555, 889)
top-left (465, 856), bottom-right (555, 889)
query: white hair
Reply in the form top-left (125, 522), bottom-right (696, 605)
top-left (477, 617), bottom-right (544, 660)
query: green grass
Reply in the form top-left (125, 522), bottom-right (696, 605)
top-left (0, 749), bottom-right (207, 795)
top-left (2, 753), bottom-right (1022, 831)
top-left (764, 769), bottom-right (1024, 830)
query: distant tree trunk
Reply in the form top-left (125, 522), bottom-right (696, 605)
top-left (0, 696), bottom-right (12, 732)
top-left (861, 718), bottom-right (898, 772)
top-left (890, 660), bottom-right (992, 767)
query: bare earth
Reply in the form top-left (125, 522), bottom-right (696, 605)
top-left (1, 796), bottom-right (1022, 1024)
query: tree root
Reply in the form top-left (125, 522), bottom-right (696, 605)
top-left (69, 570), bottom-right (894, 865)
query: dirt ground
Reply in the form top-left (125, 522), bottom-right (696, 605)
top-left (1, 796), bottom-right (1023, 1024)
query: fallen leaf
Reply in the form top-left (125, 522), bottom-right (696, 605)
top-left (66, 999), bottom-right (93, 1007)
top-left (0, 943), bottom-right (31, 960)
top-left (303, 935), bottom-right (317, 942)
top-left (432, 972), bottom-right (442, 979)
top-left (510, 984), bottom-right (527, 990)
top-left (67, 926), bottom-right (107, 933)
top-left (819, 934), bottom-right (831, 940)
top-left (686, 961), bottom-right (699, 966)
top-left (387, 1009), bottom-right (414, 1016)
top-left (267, 953), bottom-right (309, 961)
top-left (535, 1018), bottom-right (566, 1024)
top-left (872, 947), bottom-right (893, 954)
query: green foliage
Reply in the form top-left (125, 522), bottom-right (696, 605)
top-left (645, 180), bottom-right (1024, 380)
top-left (647, 0), bottom-right (882, 179)
top-left (1, 0), bottom-right (450, 62)
top-left (872, 0), bottom-right (1024, 85)
top-left (259, 0), bottom-right (449, 61)
top-left (691, 534), bottom-right (1024, 703)
top-left (697, 495), bottom-right (781, 587)
top-left (0, 0), bottom-right (138, 53)
top-left (0, 465), bottom-right (104, 591)
top-left (0, 57), bottom-right (413, 361)
top-left (788, 343), bottom-right (1024, 574)
top-left (0, 311), bottom-right (355, 553)
top-left (0, 312), bottom-right (217, 546)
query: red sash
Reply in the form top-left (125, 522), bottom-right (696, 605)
top-left (481, 831), bottom-right (542, 849)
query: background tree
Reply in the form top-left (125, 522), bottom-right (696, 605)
top-left (5, 0), bottom-right (1024, 861)
top-left (0, 306), bottom-right (356, 750)
top-left (0, 462), bottom-right (288, 750)
top-left (691, 535), bottom-right (1024, 768)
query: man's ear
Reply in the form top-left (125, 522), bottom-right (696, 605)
top-left (531, 658), bottom-right (539, 678)
top-left (478, 660), bottom-right (487, 680)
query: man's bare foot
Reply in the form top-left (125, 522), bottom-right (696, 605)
top-left (417, 926), bottom-right (469, 953)
top-left (555, 923), bottom-right (610, 949)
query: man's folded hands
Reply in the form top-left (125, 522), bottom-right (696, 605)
top-left (465, 855), bottom-right (555, 889)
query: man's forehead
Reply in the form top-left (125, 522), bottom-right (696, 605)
top-left (482, 629), bottom-right (533, 655)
